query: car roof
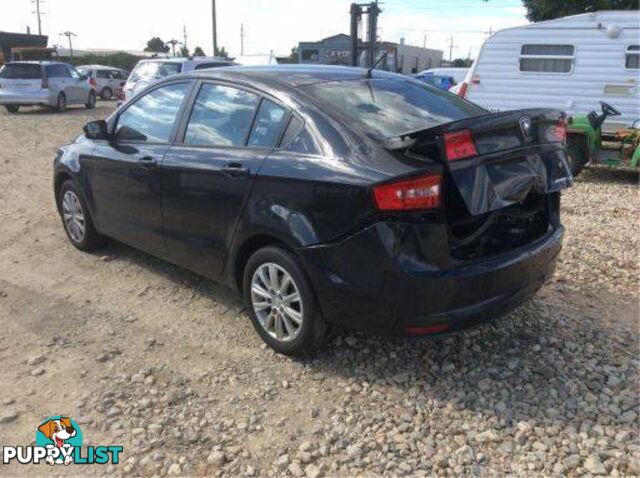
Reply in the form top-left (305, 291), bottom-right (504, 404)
top-left (139, 56), bottom-right (232, 65)
top-left (77, 64), bottom-right (125, 70)
top-left (4, 61), bottom-right (66, 66)
top-left (186, 64), bottom-right (399, 88)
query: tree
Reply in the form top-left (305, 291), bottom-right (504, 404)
top-left (520, 0), bottom-right (639, 22)
top-left (214, 46), bottom-right (229, 58)
top-left (452, 58), bottom-right (473, 67)
top-left (193, 46), bottom-right (206, 57)
top-left (180, 46), bottom-right (190, 58)
top-left (144, 37), bottom-right (169, 53)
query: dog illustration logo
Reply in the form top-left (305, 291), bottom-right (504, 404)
top-left (35, 416), bottom-right (82, 465)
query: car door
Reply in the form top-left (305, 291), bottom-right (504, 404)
top-left (67, 66), bottom-right (87, 103)
top-left (84, 81), bottom-right (193, 255)
top-left (160, 81), bottom-right (289, 278)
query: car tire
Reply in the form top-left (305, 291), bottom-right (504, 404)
top-left (55, 93), bottom-right (67, 113)
top-left (58, 180), bottom-right (106, 251)
top-left (85, 90), bottom-right (96, 109)
top-left (4, 105), bottom-right (19, 113)
top-left (243, 246), bottom-right (327, 356)
top-left (100, 88), bottom-right (112, 101)
top-left (567, 134), bottom-right (588, 177)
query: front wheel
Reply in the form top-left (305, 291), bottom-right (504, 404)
top-left (4, 105), bottom-right (19, 113)
top-left (58, 180), bottom-right (106, 251)
top-left (100, 88), bottom-right (112, 101)
top-left (85, 90), bottom-right (96, 109)
top-left (243, 246), bottom-right (326, 356)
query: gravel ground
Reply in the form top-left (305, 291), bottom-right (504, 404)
top-left (0, 104), bottom-right (638, 477)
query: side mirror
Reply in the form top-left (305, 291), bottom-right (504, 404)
top-left (83, 120), bottom-right (109, 140)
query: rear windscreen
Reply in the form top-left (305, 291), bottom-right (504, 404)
top-left (130, 62), bottom-right (182, 82)
top-left (301, 78), bottom-right (486, 138)
top-left (0, 64), bottom-right (42, 79)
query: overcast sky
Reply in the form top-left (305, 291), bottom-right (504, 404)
top-left (5, 0), bottom-right (528, 59)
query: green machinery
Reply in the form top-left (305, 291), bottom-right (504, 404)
top-left (566, 101), bottom-right (640, 176)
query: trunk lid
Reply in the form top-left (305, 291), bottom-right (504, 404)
top-left (396, 108), bottom-right (572, 216)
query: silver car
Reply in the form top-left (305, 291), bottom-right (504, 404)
top-left (120, 57), bottom-right (234, 104)
top-left (0, 61), bottom-right (96, 113)
top-left (77, 65), bottom-right (128, 101)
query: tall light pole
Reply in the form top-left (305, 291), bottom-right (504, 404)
top-left (211, 0), bottom-right (218, 56)
top-left (60, 31), bottom-right (77, 58)
top-left (166, 39), bottom-right (182, 58)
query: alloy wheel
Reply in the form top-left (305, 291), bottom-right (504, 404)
top-left (62, 190), bottom-right (86, 243)
top-left (250, 263), bottom-right (304, 342)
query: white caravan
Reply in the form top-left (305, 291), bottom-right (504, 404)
top-left (458, 11), bottom-right (640, 132)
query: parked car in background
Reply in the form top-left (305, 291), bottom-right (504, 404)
top-left (419, 67), bottom-right (469, 85)
top-left (456, 11), bottom-right (640, 133)
top-left (0, 61), bottom-right (96, 113)
top-left (77, 65), bottom-right (128, 101)
top-left (54, 65), bottom-right (572, 355)
top-left (413, 72), bottom-right (456, 91)
top-left (120, 56), bottom-right (235, 104)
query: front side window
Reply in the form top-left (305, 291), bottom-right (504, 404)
top-left (116, 82), bottom-right (190, 142)
top-left (302, 78), bottom-right (486, 139)
top-left (184, 83), bottom-right (259, 146)
top-left (626, 45), bottom-right (639, 69)
top-left (519, 44), bottom-right (575, 73)
top-left (68, 67), bottom-right (81, 79)
top-left (247, 99), bottom-right (287, 147)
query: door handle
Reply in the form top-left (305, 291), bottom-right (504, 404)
top-left (221, 162), bottom-right (250, 177)
top-left (137, 156), bottom-right (157, 168)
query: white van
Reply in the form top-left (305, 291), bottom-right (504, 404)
top-left (458, 11), bottom-right (640, 132)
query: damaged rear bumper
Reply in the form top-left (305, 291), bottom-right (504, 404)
top-left (297, 222), bottom-right (563, 335)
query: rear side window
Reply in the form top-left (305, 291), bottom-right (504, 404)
top-left (116, 82), bottom-right (190, 142)
top-left (626, 45), bottom-right (639, 69)
top-left (184, 83), bottom-right (259, 146)
top-left (519, 44), bottom-right (575, 73)
top-left (47, 65), bottom-right (71, 78)
top-left (0, 64), bottom-right (42, 79)
top-left (280, 116), bottom-right (320, 155)
top-left (247, 99), bottom-right (287, 147)
top-left (302, 78), bottom-right (485, 139)
top-left (97, 70), bottom-right (110, 78)
top-left (193, 62), bottom-right (231, 70)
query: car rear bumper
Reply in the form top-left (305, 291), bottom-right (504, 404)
top-left (0, 90), bottom-right (52, 105)
top-left (298, 223), bottom-right (563, 335)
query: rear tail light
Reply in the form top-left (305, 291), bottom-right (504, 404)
top-left (457, 81), bottom-right (468, 98)
top-left (444, 129), bottom-right (478, 161)
top-left (41, 77), bottom-right (48, 89)
top-left (554, 118), bottom-right (567, 143)
top-left (373, 174), bottom-right (441, 211)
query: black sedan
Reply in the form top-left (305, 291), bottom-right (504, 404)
top-left (53, 65), bottom-right (572, 355)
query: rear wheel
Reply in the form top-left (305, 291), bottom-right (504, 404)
top-left (243, 246), bottom-right (326, 356)
top-left (4, 105), bottom-right (19, 113)
top-left (100, 87), bottom-right (112, 101)
top-left (58, 180), bottom-right (106, 251)
top-left (85, 90), bottom-right (96, 109)
top-left (55, 93), bottom-right (67, 113)
top-left (567, 134), bottom-right (588, 177)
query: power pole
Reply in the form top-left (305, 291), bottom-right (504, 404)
top-left (448, 34), bottom-right (457, 63)
top-left (240, 23), bottom-right (245, 56)
top-left (349, 3), bottom-right (362, 66)
top-left (60, 31), bottom-right (77, 58)
top-left (211, 0), bottom-right (218, 56)
top-left (367, 1), bottom-right (380, 69)
top-left (183, 25), bottom-right (188, 52)
top-left (166, 39), bottom-right (182, 58)
top-left (423, 32), bottom-right (427, 49)
top-left (32, 0), bottom-right (43, 35)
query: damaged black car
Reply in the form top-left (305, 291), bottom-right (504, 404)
top-left (53, 66), bottom-right (572, 355)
